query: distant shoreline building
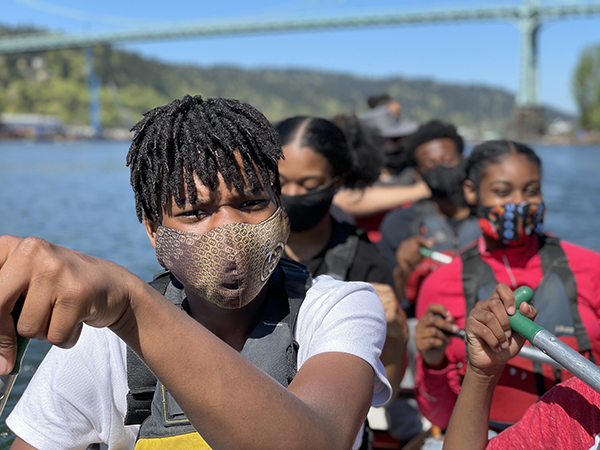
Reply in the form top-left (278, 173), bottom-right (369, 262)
top-left (0, 113), bottom-right (64, 139)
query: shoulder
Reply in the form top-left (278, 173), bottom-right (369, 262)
top-left (378, 205), bottom-right (416, 254)
top-left (7, 326), bottom-right (132, 448)
top-left (39, 325), bottom-right (126, 371)
top-left (559, 240), bottom-right (600, 264)
top-left (17, 325), bottom-right (128, 389)
top-left (350, 239), bottom-right (394, 283)
top-left (557, 240), bottom-right (600, 287)
top-left (542, 376), bottom-right (600, 407)
top-left (296, 276), bottom-right (391, 405)
top-left (380, 205), bottom-right (416, 232)
top-left (298, 276), bottom-right (384, 328)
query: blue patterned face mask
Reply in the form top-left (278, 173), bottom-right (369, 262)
top-left (477, 201), bottom-right (545, 246)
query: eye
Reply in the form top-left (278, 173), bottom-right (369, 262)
top-left (179, 209), bottom-right (209, 221)
top-left (241, 199), bottom-right (270, 210)
top-left (303, 180), bottom-right (326, 191)
top-left (492, 189), bottom-right (510, 197)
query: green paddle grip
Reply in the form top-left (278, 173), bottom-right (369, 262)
top-left (509, 286), bottom-right (544, 343)
top-left (9, 297), bottom-right (29, 376)
top-left (419, 247), bottom-right (434, 258)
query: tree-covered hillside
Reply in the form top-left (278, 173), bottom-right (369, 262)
top-left (0, 25), bottom-right (570, 131)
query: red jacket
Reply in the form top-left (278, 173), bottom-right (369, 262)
top-left (415, 235), bottom-right (600, 429)
top-left (487, 377), bottom-right (600, 449)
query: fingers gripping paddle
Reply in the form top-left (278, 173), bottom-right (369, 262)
top-left (510, 286), bottom-right (600, 394)
top-left (0, 297), bottom-right (30, 417)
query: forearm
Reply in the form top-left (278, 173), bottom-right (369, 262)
top-left (333, 184), bottom-right (427, 217)
top-left (110, 279), bottom-right (369, 450)
top-left (380, 329), bottom-right (407, 401)
top-left (443, 364), bottom-right (501, 450)
top-left (392, 267), bottom-right (407, 302)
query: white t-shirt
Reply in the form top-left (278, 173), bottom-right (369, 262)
top-left (7, 276), bottom-right (391, 450)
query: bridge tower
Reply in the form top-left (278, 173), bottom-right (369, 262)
top-left (509, 0), bottom-right (544, 140)
top-left (84, 48), bottom-right (101, 138)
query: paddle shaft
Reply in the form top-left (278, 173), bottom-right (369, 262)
top-left (511, 286), bottom-right (600, 394)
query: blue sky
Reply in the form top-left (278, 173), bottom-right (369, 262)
top-left (2, 0), bottom-right (600, 115)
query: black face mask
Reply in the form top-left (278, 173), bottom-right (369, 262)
top-left (420, 160), bottom-right (467, 207)
top-left (280, 178), bottom-right (339, 233)
top-left (383, 149), bottom-right (408, 171)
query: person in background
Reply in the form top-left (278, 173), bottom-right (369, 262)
top-left (415, 140), bottom-right (600, 433)
top-left (367, 93), bottom-right (402, 119)
top-left (333, 106), bottom-right (429, 242)
top-left (276, 116), bottom-right (408, 405)
top-left (443, 284), bottom-right (600, 450)
top-left (378, 120), bottom-right (480, 312)
top-left (375, 120), bottom-right (479, 447)
top-left (5, 96), bottom-right (392, 450)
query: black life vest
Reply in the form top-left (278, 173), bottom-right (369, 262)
top-left (410, 200), bottom-right (481, 253)
top-left (461, 234), bottom-right (598, 429)
top-left (323, 220), bottom-right (370, 281)
top-left (404, 200), bottom-right (481, 304)
top-left (124, 259), bottom-right (312, 449)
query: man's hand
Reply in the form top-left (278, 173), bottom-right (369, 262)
top-left (415, 304), bottom-right (458, 369)
top-left (0, 235), bottom-right (135, 374)
top-left (465, 283), bottom-right (537, 378)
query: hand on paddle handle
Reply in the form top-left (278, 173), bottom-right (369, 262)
top-left (465, 283), bottom-right (537, 377)
top-left (0, 235), bottom-right (136, 375)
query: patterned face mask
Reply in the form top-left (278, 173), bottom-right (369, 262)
top-left (477, 201), bottom-right (545, 247)
top-left (155, 207), bottom-right (290, 309)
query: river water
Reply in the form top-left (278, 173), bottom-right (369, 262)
top-left (0, 140), bottom-right (599, 446)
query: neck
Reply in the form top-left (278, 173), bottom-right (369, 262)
top-left (432, 197), bottom-right (471, 220)
top-left (483, 235), bottom-right (507, 253)
top-left (185, 286), bottom-right (269, 351)
top-left (482, 234), bottom-right (538, 253)
top-left (285, 214), bottom-right (333, 263)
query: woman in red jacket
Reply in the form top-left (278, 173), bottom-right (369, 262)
top-left (413, 140), bottom-right (600, 431)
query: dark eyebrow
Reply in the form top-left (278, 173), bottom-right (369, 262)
top-left (490, 179), bottom-right (540, 187)
top-left (183, 186), bottom-right (268, 208)
top-left (240, 186), bottom-right (268, 197)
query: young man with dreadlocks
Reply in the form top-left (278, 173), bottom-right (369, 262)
top-left (2, 95), bottom-right (391, 450)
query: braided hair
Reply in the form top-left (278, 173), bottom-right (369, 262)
top-left (275, 115), bottom-right (380, 190)
top-left (466, 140), bottom-right (542, 187)
top-left (126, 95), bottom-right (282, 222)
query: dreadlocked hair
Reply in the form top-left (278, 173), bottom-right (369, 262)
top-left (126, 95), bottom-right (283, 222)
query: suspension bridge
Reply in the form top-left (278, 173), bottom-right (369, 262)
top-left (1, 0), bottom-right (599, 138)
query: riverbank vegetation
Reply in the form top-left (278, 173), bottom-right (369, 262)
top-left (574, 44), bottom-right (600, 131)
top-left (0, 24), bottom-right (574, 133)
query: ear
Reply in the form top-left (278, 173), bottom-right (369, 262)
top-left (463, 179), bottom-right (478, 207)
top-left (144, 219), bottom-right (159, 249)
